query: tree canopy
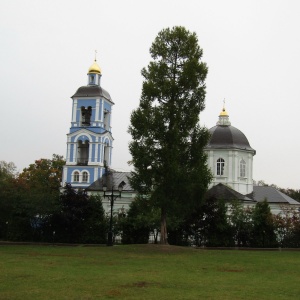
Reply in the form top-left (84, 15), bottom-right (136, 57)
top-left (128, 26), bottom-right (212, 244)
top-left (0, 155), bottom-right (108, 243)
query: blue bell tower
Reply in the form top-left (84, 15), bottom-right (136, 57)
top-left (62, 59), bottom-right (114, 188)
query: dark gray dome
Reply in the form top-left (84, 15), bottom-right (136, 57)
top-left (72, 86), bottom-right (113, 103)
top-left (206, 125), bottom-right (255, 154)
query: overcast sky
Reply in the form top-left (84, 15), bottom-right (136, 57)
top-left (1, 0), bottom-right (300, 189)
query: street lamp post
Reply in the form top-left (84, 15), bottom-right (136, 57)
top-left (103, 181), bottom-right (125, 246)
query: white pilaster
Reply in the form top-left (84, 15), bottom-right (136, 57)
top-left (95, 98), bottom-right (100, 121)
top-left (72, 99), bottom-right (78, 122)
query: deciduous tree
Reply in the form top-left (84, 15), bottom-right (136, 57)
top-left (0, 155), bottom-right (65, 241)
top-left (0, 161), bottom-right (17, 239)
top-left (50, 183), bottom-right (107, 243)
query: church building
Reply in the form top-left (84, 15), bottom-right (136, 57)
top-left (205, 106), bottom-right (255, 195)
top-left (61, 59), bottom-right (135, 213)
top-left (61, 59), bottom-right (114, 189)
top-left (62, 59), bottom-right (298, 214)
top-left (204, 106), bottom-right (299, 214)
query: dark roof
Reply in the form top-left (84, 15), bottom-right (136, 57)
top-left (72, 85), bottom-right (113, 103)
top-left (250, 186), bottom-right (299, 205)
top-left (206, 183), bottom-right (254, 202)
top-left (207, 184), bottom-right (299, 205)
top-left (206, 125), bottom-right (255, 154)
top-left (86, 171), bottom-right (133, 192)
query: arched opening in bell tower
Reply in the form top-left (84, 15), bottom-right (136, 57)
top-left (77, 140), bottom-right (89, 165)
top-left (81, 106), bottom-right (92, 126)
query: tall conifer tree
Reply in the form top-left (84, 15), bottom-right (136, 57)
top-left (129, 26), bottom-right (212, 244)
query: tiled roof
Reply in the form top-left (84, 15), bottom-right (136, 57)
top-left (87, 176), bottom-right (299, 206)
top-left (251, 186), bottom-right (299, 205)
top-left (86, 171), bottom-right (133, 192)
top-left (206, 183), bottom-right (254, 202)
top-left (207, 184), bottom-right (299, 206)
top-left (206, 125), bottom-right (255, 154)
top-left (72, 85), bottom-right (113, 103)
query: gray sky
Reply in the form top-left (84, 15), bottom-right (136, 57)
top-left (1, 0), bottom-right (299, 189)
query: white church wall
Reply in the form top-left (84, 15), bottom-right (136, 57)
top-left (206, 148), bottom-right (254, 195)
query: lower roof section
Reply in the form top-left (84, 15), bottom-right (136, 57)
top-left (86, 170), bottom-right (133, 192)
top-left (250, 186), bottom-right (299, 205)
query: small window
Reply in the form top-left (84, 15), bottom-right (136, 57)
top-left (217, 158), bottom-right (225, 176)
top-left (89, 75), bottom-right (95, 84)
top-left (82, 171), bottom-right (88, 182)
top-left (240, 159), bottom-right (246, 177)
top-left (73, 171), bottom-right (79, 182)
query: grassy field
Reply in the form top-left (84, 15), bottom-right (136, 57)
top-left (0, 244), bottom-right (299, 300)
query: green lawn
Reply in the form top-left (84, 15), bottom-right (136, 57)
top-left (0, 244), bottom-right (299, 300)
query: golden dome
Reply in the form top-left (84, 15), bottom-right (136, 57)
top-left (88, 60), bottom-right (101, 74)
top-left (219, 108), bottom-right (229, 116)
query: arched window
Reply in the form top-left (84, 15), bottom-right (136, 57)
top-left (82, 171), bottom-right (88, 182)
top-left (73, 171), bottom-right (79, 182)
top-left (217, 158), bottom-right (225, 176)
top-left (240, 159), bottom-right (246, 177)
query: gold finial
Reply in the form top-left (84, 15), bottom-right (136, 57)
top-left (220, 98), bottom-right (228, 116)
top-left (88, 51), bottom-right (101, 74)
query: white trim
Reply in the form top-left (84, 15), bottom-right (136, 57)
top-left (74, 132), bottom-right (93, 142)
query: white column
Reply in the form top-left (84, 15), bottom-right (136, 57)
top-left (101, 99), bottom-right (104, 122)
top-left (95, 138), bottom-right (99, 162)
top-left (74, 143), bottom-right (77, 163)
top-left (99, 143), bottom-right (103, 163)
top-left (67, 136), bottom-right (71, 163)
top-left (67, 143), bottom-right (70, 163)
top-left (248, 153), bottom-right (253, 193)
top-left (72, 99), bottom-right (78, 122)
top-left (89, 142), bottom-right (93, 163)
top-left (228, 150), bottom-right (233, 182)
top-left (95, 98), bottom-right (100, 121)
top-left (209, 151), bottom-right (214, 175)
top-left (234, 151), bottom-right (238, 182)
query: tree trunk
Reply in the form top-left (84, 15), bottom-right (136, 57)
top-left (160, 207), bottom-right (168, 244)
